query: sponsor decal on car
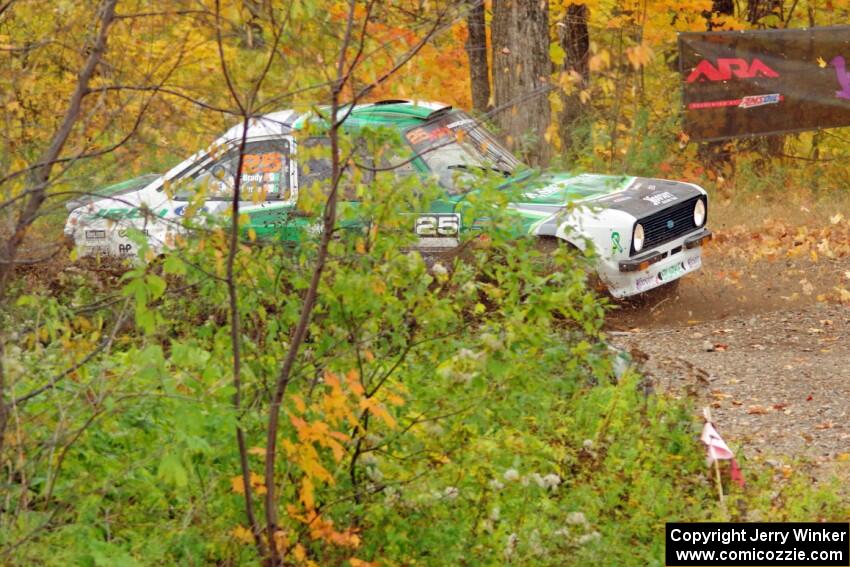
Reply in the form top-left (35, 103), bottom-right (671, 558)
top-left (82, 245), bottom-right (108, 256)
top-left (85, 229), bottom-right (106, 240)
top-left (635, 256), bottom-right (701, 292)
top-left (117, 228), bottom-right (150, 238)
top-left (642, 191), bottom-right (677, 206)
top-left (686, 58), bottom-right (779, 83)
top-left (174, 205), bottom-right (209, 216)
top-left (636, 273), bottom-right (657, 291)
top-left (658, 262), bottom-right (685, 281)
top-left (82, 207), bottom-right (170, 221)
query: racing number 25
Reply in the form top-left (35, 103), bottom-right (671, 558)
top-left (241, 153), bottom-right (283, 174)
top-left (415, 214), bottom-right (460, 237)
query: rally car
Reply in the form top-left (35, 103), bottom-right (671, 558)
top-left (64, 100), bottom-right (711, 298)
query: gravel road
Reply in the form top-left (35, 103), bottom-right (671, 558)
top-left (607, 237), bottom-right (850, 480)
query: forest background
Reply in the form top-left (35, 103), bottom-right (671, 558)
top-left (1, 1), bottom-right (849, 565)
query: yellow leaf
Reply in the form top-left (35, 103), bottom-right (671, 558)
top-left (273, 529), bottom-right (289, 549)
top-left (294, 543), bottom-right (307, 562)
top-left (248, 446), bottom-right (266, 456)
top-left (231, 525), bottom-right (254, 544)
top-left (626, 41), bottom-right (654, 70)
top-left (250, 472), bottom-right (267, 495)
top-left (292, 395), bottom-right (307, 414)
top-left (300, 477), bottom-right (315, 509)
top-left (817, 56), bottom-right (827, 68)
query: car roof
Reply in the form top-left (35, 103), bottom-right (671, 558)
top-left (214, 100), bottom-right (451, 144)
top-left (152, 101), bottom-right (451, 191)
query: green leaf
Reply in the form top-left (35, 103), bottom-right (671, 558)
top-left (146, 274), bottom-right (167, 300)
top-left (157, 453), bottom-right (188, 488)
top-left (162, 254), bottom-right (187, 276)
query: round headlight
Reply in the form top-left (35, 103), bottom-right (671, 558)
top-left (633, 223), bottom-right (645, 252)
top-left (694, 199), bottom-right (706, 226)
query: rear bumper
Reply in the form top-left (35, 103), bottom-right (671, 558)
top-left (599, 229), bottom-right (710, 298)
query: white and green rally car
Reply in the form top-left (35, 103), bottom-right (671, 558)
top-left (64, 100), bottom-right (711, 298)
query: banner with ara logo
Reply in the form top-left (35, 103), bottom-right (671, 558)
top-left (679, 25), bottom-right (850, 141)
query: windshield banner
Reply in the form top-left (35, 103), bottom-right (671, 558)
top-left (679, 25), bottom-right (850, 141)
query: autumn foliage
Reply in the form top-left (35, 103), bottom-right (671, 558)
top-left (2, 1), bottom-right (850, 566)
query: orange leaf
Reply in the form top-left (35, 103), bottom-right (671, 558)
top-left (291, 395), bottom-right (307, 415)
top-left (231, 475), bottom-right (246, 495)
top-left (346, 369), bottom-right (365, 396)
top-left (359, 397), bottom-right (396, 428)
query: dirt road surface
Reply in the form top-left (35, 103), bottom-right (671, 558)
top-left (607, 226), bottom-right (850, 481)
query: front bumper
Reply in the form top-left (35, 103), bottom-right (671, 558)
top-left (599, 229), bottom-right (710, 298)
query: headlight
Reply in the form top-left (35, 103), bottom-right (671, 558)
top-left (633, 223), bottom-right (645, 252)
top-left (694, 199), bottom-right (706, 226)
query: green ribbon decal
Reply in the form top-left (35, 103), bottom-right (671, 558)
top-left (612, 231), bottom-right (624, 254)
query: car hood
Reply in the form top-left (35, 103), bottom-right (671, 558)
top-left (507, 171), bottom-right (703, 216)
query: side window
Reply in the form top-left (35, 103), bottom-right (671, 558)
top-left (298, 137), bottom-right (333, 192)
top-left (379, 150), bottom-right (417, 180)
top-left (297, 137), bottom-right (373, 201)
top-left (184, 139), bottom-right (293, 201)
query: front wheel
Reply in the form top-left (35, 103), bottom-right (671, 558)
top-left (533, 237), bottom-right (608, 293)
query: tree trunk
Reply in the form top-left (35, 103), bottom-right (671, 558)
top-left (557, 3), bottom-right (589, 160)
top-left (747, 0), bottom-right (783, 26)
top-left (703, 0), bottom-right (734, 29)
top-left (491, 0), bottom-right (551, 164)
top-left (465, 1), bottom-right (490, 114)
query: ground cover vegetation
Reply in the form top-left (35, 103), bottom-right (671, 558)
top-left (1, 0), bottom-right (849, 565)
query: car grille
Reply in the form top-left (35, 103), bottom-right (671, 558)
top-left (632, 196), bottom-right (703, 255)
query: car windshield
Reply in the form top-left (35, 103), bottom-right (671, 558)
top-left (404, 111), bottom-right (523, 194)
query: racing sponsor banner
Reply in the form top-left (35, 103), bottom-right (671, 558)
top-left (679, 26), bottom-right (850, 141)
